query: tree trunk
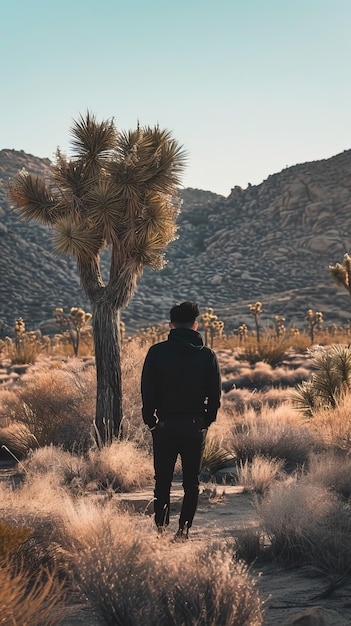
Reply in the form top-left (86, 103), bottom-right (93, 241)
top-left (93, 299), bottom-right (122, 445)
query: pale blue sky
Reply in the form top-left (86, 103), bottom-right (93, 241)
top-left (1, 0), bottom-right (350, 195)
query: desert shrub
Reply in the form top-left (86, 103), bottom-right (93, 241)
top-left (236, 455), bottom-right (285, 494)
top-left (306, 451), bottom-right (351, 499)
top-left (224, 387), bottom-right (290, 413)
top-left (162, 545), bottom-right (264, 626)
top-left (258, 479), bottom-right (351, 576)
top-left (257, 480), bottom-right (336, 563)
top-left (223, 361), bottom-right (313, 392)
top-left (0, 561), bottom-right (68, 626)
top-left (0, 421), bottom-right (37, 459)
top-left (228, 406), bottom-right (315, 471)
top-left (24, 445), bottom-right (86, 492)
top-left (62, 503), bottom-right (263, 626)
top-left (309, 396), bottom-right (351, 453)
top-left (239, 340), bottom-right (289, 367)
top-left (233, 528), bottom-right (265, 564)
top-left (85, 440), bottom-right (154, 492)
top-left (1, 359), bottom-right (95, 449)
top-left (306, 503), bottom-right (351, 577)
top-left (23, 441), bottom-right (154, 494)
top-left (0, 519), bottom-right (30, 560)
top-left (5, 333), bottom-right (44, 365)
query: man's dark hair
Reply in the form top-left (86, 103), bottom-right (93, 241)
top-left (170, 301), bottom-right (200, 327)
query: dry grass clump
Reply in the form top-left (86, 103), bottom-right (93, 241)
top-left (0, 358), bottom-right (96, 450)
top-left (309, 395), bottom-right (351, 452)
top-left (0, 421), bottom-right (37, 459)
top-left (224, 386), bottom-right (290, 413)
top-left (0, 561), bottom-right (68, 626)
top-left (222, 358), bottom-right (312, 393)
top-left (306, 451), bottom-right (351, 499)
top-left (236, 455), bottom-right (285, 494)
top-left (256, 478), bottom-right (351, 576)
top-left (228, 404), bottom-right (315, 471)
top-left (238, 339), bottom-right (290, 367)
top-left (23, 441), bottom-right (154, 494)
top-left (233, 528), bottom-right (266, 565)
top-left (62, 502), bottom-right (264, 626)
top-left (85, 440), bottom-right (154, 492)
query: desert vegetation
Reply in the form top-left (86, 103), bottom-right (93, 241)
top-left (2, 329), bottom-right (351, 623)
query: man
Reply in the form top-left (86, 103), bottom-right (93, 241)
top-left (141, 301), bottom-right (221, 540)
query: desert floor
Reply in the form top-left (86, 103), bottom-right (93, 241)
top-left (59, 481), bottom-right (351, 626)
top-left (2, 459), bottom-right (351, 626)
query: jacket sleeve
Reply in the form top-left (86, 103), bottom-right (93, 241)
top-left (141, 348), bottom-right (157, 429)
top-left (205, 352), bottom-right (222, 427)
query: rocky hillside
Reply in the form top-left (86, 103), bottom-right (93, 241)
top-left (1, 148), bottom-right (351, 336)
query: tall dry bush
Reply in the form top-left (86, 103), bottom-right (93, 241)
top-left (228, 404), bottom-right (315, 471)
top-left (309, 395), bottom-right (351, 453)
top-left (85, 440), bottom-right (154, 491)
top-left (0, 359), bottom-right (96, 450)
top-left (306, 451), bottom-right (351, 499)
top-left (61, 501), bottom-right (263, 626)
top-left (236, 455), bottom-right (285, 494)
top-left (257, 481), bottom-right (336, 562)
top-left (257, 478), bottom-right (351, 576)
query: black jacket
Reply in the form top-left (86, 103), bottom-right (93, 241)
top-left (141, 327), bottom-right (221, 429)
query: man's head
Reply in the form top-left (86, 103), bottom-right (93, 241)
top-left (169, 301), bottom-right (200, 329)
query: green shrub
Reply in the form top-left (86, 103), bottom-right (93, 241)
top-left (292, 344), bottom-right (351, 416)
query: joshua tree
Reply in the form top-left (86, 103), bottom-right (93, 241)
top-left (249, 302), bottom-right (263, 345)
top-left (305, 309), bottom-right (323, 344)
top-left (14, 317), bottom-right (26, 350)
top-left (329, 253), bottom-right (351, 299)
top-left (234, 323), bottom-right (248, 344)
top-left (200, 308), bottom-right (224, 348)
top-left (54, 307), bottom-right (92, 357)
top-left (273, 315), bottom-right (286, 341)
top-left (8, 112), bottom-right (186, 443)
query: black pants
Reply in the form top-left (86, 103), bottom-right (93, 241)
top-left (152, 420), bottom-right (207, 529)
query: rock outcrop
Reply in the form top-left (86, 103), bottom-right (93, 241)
top-left (1, 147), bottom-right (351, 334)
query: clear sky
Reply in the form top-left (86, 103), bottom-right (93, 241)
top-left (1, 0), bottom-right (350, 196)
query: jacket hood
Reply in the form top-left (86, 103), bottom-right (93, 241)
top-left (168, 327), bottom-right (205, 351)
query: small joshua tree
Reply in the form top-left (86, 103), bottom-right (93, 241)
top-left (200, 308), bottom-right (224, 347)
top-left (14, 317), bottom-right (26, 350)
top-left (329, 253), bottom-right (351, 298)
top-left (274, 315), bottom-right (286, 341)
top-left (8, 112), bottom-right (186, 443)
top-left (249, 302), bottom-right (263, 345)
top-left (55, 307), bottom-right (92, 357)
top-left (234, 323), bottom-right (248, 344)
top-left (305, 309), bottom-right (323, 344)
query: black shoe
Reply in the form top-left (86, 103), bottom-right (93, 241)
top-left (156, 525), bottom-right (167, 537)
top-left (173, 526), bottom-right (189, 542)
